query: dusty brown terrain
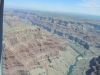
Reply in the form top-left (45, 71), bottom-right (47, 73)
top-left (3, 27), bottom-right (58, 74)
top-left (3, 25), bottom-right (78, 75)
top-left (3, 9), bottom-right (100, 75)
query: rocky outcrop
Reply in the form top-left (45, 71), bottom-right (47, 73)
top-left (86, 56), bottom-right (100, 75)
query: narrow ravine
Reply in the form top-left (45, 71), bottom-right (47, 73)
top-left (67, 44), bottom-right (83, 75)
top-left (67, 55), bottom-right (81, 75)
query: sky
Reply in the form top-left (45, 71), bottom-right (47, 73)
top-left (4, 0), bottom-right (100, 16)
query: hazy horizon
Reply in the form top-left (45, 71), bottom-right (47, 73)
top-left (4, 0), bottom-right (100, 16)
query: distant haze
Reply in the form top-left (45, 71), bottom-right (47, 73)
top-left (4, 0), bottom-right (100, 16)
